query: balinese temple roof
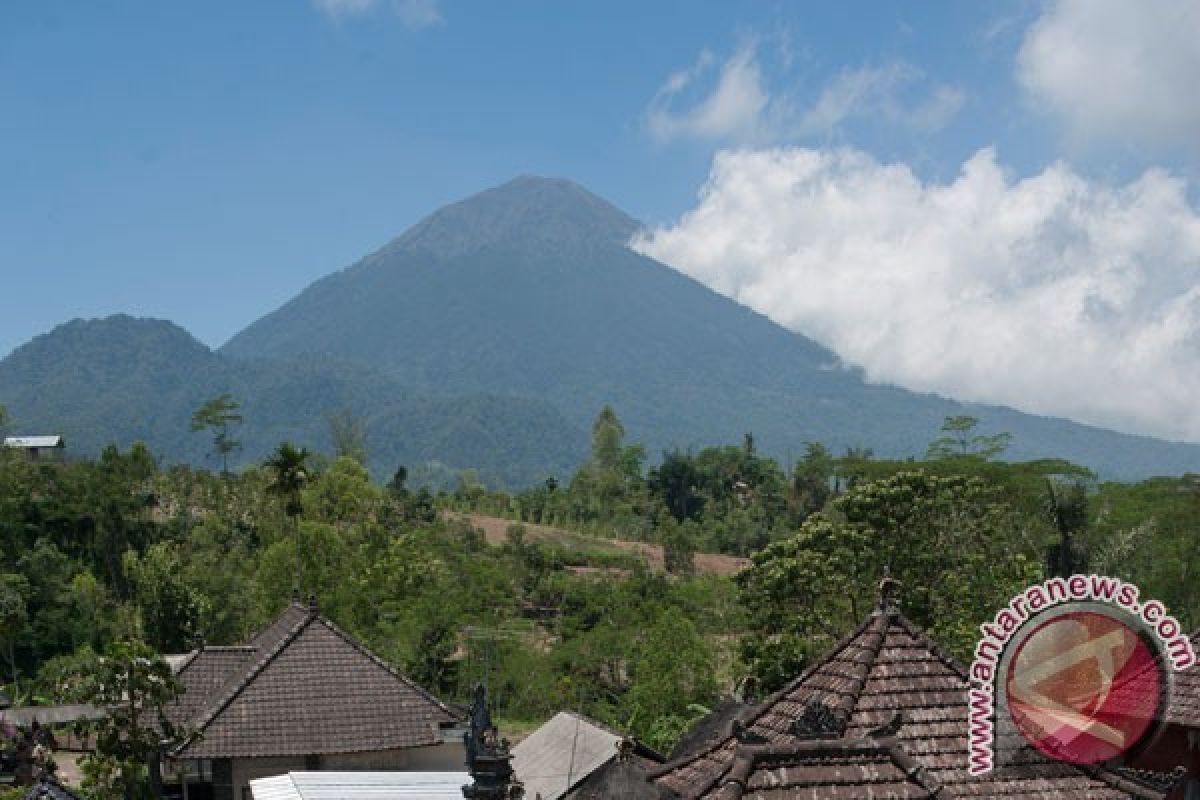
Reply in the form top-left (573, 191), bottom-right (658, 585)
top-left (650, 601), bottom-right (1166, 799)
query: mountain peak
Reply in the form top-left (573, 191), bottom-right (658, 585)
top-left (386, 175), bottom-right (641, 260)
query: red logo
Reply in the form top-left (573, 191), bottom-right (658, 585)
top-left (1004, 609), bottom-right (1164, 765)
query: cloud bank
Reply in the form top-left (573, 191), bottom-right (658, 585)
top-left (1018, 0), bottom-right (1200, 150)
top-left (645, 44), bottom-right (963, 144)
top-left (634, 148), bottom-right (1200, 442)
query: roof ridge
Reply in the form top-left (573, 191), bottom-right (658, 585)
top-left (713, 736), bottom-right (952, 800)
top-left (174, 606), bottom-right (316, 755)
top-left (1079, 762), bottom-right (1176, 800)
top-left (310, 614), bottom-right (462, 724)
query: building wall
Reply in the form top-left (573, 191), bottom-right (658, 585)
top-left (323, 741), bottom-right (465, 771)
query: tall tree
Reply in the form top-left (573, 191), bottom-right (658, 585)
top-left (326, 407), bottom-right (368, 466)
top-left (926, 415), bottom-right (1012, 460)
top-left (264, 442), bottom-right (311, 593)
top-left (189, 394), bottom-right (243, 474)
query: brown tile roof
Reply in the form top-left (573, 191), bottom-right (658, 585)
top-left (650, 609), bottom-right (1164, 800)
top-left (168, 646), bottom-right (257, 727)
top-left (1165, 631), bottom-right (1200, 728)
top-left (172, 602), bottom-right (461, 759)
top-left (704, 737), bottom-right (946, 800)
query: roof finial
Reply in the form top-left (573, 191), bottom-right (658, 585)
top-left (291, 586), bottom-right (302, 605)
top-left (877, 567), bottom-right (901, 615)
top-left (308, 593), bottom-right (319, 613)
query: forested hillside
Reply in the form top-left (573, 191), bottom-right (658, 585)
top-left (0, 315), bottom-right (582, 486)
top-left (2, 408), bottom-right (1196, 767)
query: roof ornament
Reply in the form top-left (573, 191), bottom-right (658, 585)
top-left (731, 719), bottom-right (768, 745)
top-left (614, 738), bottom-right (635, 762)
top-left (867, 711), bottom-right (905, 739)
top-left (307, 593), bottom-right (319, 613)
top-left (462, 684), bottom-right (523, 800)
top-left (789, 697), bottom-right (844, 738)
top-left (876, 567), bottom-right (901, 615)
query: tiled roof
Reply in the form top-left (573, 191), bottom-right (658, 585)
top-left (173, 602), bottom-right (461, 759)
top-left (168, 646), bottom-right (257, 727)
top-left (705, 737), bottom-right (946, 799)
top-left (651, 608), bottom-right (1164, 800)
top-left (1165, 631), bottom-right (1200, 728)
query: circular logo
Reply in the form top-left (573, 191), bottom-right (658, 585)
top-left (1004, 609), bottom-right (1164, 765)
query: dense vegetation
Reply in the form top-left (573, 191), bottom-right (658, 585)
top-left (2, 402), bottom-right (1198, 785)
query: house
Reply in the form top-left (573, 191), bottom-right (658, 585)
top-left (510, 711), bottom-right (666, 800)
top-left (2, 436), bottom-right (65, 463)
top-left (248, 771), bottom-right (468, 800)
top-left (1133, 631), bottom-right (1200, 800)
top-left (648, 589), bottom-right (1172, 799)
top-left (164, 598), bottom-right (466, 800)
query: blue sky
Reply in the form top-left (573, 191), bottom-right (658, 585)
top-left (3, 1), bottom-right (1200, 441)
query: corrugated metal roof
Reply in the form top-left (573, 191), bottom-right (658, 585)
top-left (249, 772), bottom-right (469, 800)
top-left (3, 436), bottom-right (64, 448)
top-left (511, 712), bottom-right (622, 800)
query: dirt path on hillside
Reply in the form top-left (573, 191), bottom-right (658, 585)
top-left (447, 512), bottom-right (749, 576)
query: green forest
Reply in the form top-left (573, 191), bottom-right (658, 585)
top-left (2, 400), bottom-right (1198, 787)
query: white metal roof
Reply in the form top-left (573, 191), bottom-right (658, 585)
top-left (3, 436), bottom-right (64, 448)
top-left (511, 712), bottom-right (622, 800)
top-left (249, 772), bottom-right (469, 800)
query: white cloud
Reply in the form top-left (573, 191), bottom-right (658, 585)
top-left (646, 45), bottom-right (963, 144)
top-left (1017, 0), bottom-right (1200, 150)
top-left (647, 45), bottom-right (771, 143)
top-left (313, 0), bottom-right (379, 17)
top-left (798, 63), bottom-right (964, 136)
top-left (634, 147), bottom-right (1200, 442)
top-left (394, 0), bottom-right (442, 30)
top-left (313, 0), bottom-right (442, 29)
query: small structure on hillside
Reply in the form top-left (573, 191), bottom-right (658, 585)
top-left (164, 596), bottom-right (466, 800)
top-left (511, 711), bottom-right (666, 800)
top-left (3, 436), bottom-right (65, 463)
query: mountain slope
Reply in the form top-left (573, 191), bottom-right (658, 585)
top-left (0, 315), bottom-right (582, 486)
top-left (221, 176), bottom-right (1200, 480)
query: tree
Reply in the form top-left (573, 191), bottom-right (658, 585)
top-left (623, 607), bottom-right (717, 753)
top-left (124, 544), bottom-right (202, 653)
top-left (190, 394), bottom-right (243, 474)
top-left (56, 640), bottom-right (185, 800)
top-left (737, 470), bottom-right (1040, 690)
top-left (926, 415), bottom-right (1012, 461)
top-left (327, 408), bottom-right (368, 466)
top-left (0, 573), bottom-right (30, 686)
top-left (649, 450), bottom-right (703, 522)
top-left (264, 442), bottom-right (311, 592)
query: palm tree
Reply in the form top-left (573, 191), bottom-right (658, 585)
top-left (264, 442), bottom-right (311, 593)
